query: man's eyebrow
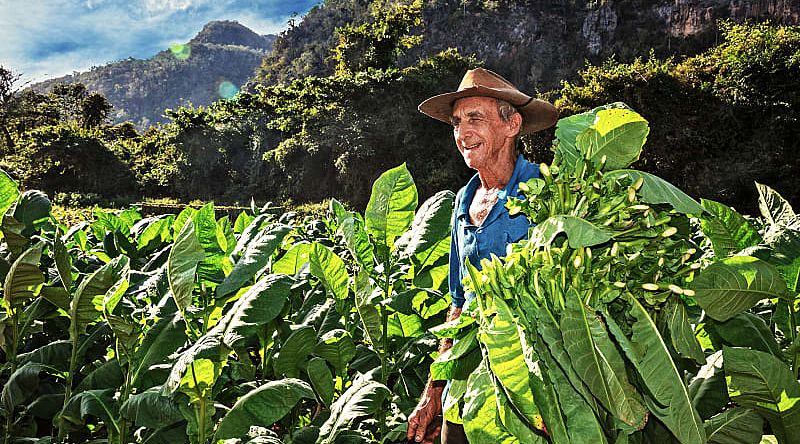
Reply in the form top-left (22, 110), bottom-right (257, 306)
top-left (450, 110), bottom-right (486, 123)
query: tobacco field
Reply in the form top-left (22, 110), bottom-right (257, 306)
top-left (1, 104), bottom-right (800, 444)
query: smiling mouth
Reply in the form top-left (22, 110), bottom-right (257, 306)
top-left (464, 142), bottom-right (482, 150)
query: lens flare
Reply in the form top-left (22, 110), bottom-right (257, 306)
top-left (170, 44), bottom-right (191, 60)
top-left (218, 81), bottom-right (239, 99)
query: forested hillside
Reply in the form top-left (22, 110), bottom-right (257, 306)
top-left (256, 0), bottom-right (800, 91)
top-left (1, 1), bottom-right (799, 216)
top-left (3, 2), bottom-right (800, 441)
top-left (32, 21), bottom-right (276, 129)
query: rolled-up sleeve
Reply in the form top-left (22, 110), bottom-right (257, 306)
top-left (449, 222), bottom-right (465, 308)
top-left (449, 190), bottom-right (465, 309)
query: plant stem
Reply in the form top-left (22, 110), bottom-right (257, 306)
top-left (3, 309), bottom-right (19, 444)
top-left (58, 329), bottom-right (80, 444)
top-left (789, 298), bottom-right (799, 379)
top-left (190, 362), bottom-right (207, 444)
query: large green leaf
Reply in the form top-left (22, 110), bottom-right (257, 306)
top-left (1, 213), bottom-right (28, 254)
top-left (496, 384), bottom-right (549, 444)
top-left (554, 107), bottom-right (598, 167)
top-left (220, 274), bottom-right (293, 348)
top-left (705, 407), bottom-right (764, 444)
top-left (214, 378), bottom-right (314, 441)
top-left (307, 357), bottom-right (334, 406)
top-left (273, 326), bottom-right (316, 378)
top-left (529, 215), bottom-right (611, 248)
top-left (317, 374), bottom-right (390, 444)
top-left (694, 256), bottom-right (789, 322)
top-left (172, 206), bottom-right (196, 236)
top-left (354, 271), bottom-right (382, 347)
top-left (60, 389), bottom-right (119, 433)
top-left (18, 340), bottom-right (71, 371)
top-left (102, 278), bottom-right (139, 348)
top-left (700, 199), bottom-right (762, 258)
top-left (167, 218), bottom-right (205, 314)
top-left (163, 333), bottom-right (227, 395)
top-left (576, 107), bottom-right (648, 170)
top-left (664, 296), bottom-right (705, 364)
top-left (309, 243), bottom-right (349, 301)
top-left (689, 351), bottom-right (729, 420)
top-left (1, 362), bottom-right (56, 410)
top-left (337, 214), bottom-right (375, 274)
top-left (314, 329), bottom-right (356, 375)
top-left (364, 163), bottom-right (418, 251)
top-left (757, 182), bottom-right (798, 231)
top-left (120, 386), bottom-right (183, 429)
top-left (462, 361), bottom-right (520, 444)
top-left (777, 256), bottom-right (800, 293)
top-left (54, 229), bottom-right (73, 292)
top-left (430, 329), bottom-right (479, 381)
top-left (216, 224), bottom-right (291, 297)
top-left (192, 203), bottom-right (227, 284)
top-left (74, 359), bottom-right (124, 392)
top-left (0, 168), bottom-right (19, 220)
top-left (70, 255), bottom-right (129, 340)
top-left (709, 313), bottom-right (783, 357)
top-left (480, 298), bottom-right (544, 433)
top-left (604, 170), bottom-right (705, 214)
top-left (414, 237), bottom-right (451, 274)
top-left (272, 242), bottom-right (313, 275)
top-left (394, 190), bottom-right (454, 257)
top-left (607, 297), bottom-right (707, 444)
top-left (231, 213), bottom-right (270, 257)
top-left (177, 358), bottom-right (222, 404)
top-left (13, 190), bottom-right (51, 235)
top-left (3, 241), bottom-right (45, 310)
top-left (724, 347), bottom-right (800, 444)
top-left (534, 334), bottom-right (607, 444)
top-left (560, 290), bottom-right (647, 428)
top-left (131, 314), bottom-right (187, 388)
top-left (135, 215), bottom-right (174, 251)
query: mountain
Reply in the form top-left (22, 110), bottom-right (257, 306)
top-left (255, 0), bottom-right (800, 92)
top-left (33, 20), bottom-right (276, 129)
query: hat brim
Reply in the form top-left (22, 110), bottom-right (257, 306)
top-left (418, 85), bottom-right (558, 134)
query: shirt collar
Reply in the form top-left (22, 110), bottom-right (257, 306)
top-left (455, 154), bottom-right (528, 223)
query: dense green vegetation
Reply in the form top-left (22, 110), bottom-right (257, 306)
top-left (3, 103), bottom-right (800, 443)
top-left (552, 22), bottom-right (800, 215)
top-left (0, 159), bottom-right (452, 443)
top-left (440, 103), bottom-right (800, 443)
top-left (3, 10), bottom-right (798, 214)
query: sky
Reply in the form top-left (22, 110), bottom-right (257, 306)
top-left (0, 0), bottom-right (320, 83)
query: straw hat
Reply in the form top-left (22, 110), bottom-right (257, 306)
top-left (418, 68), bottom-right (558, 134)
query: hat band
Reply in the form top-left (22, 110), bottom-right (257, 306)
top-left (516, 97), bottom-right (534, 108)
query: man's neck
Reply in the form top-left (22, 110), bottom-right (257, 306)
top-left (477, 149), bottom-right (517, 190)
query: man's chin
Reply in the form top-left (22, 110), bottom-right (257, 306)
top-left (460, 154), bottom-right (484, 171)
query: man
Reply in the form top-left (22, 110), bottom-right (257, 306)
top-left (407, 68), bottom-right (558, 444)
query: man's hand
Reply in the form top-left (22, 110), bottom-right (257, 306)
top-left (407, 384), bottom-right (444, 443)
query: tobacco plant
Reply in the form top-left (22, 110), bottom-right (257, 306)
top-left (0, 163), bottom-right (451, 443)
top-left (433, 103), bottom-right (718, 443)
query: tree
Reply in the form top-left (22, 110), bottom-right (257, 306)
top-left (331, 0), bottom-right (424, 75)
top-left (80, 92), bottom-right (112, 128)
top-left (0, 65), bottom-right (25, 152)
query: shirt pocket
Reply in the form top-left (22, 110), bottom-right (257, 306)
top-left (506, 216), bottom-right (531, 244)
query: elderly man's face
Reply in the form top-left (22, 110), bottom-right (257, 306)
top-left (451, 96), bottom-right (520, 172)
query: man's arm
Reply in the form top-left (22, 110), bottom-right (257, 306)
top-left (407, 305), bottom-right (462, 443)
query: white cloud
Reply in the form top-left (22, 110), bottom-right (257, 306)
top-left (0, 0), bottom-right (319, 83)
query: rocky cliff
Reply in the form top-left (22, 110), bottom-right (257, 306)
top-left (34, 21), bottom-right (276, 129)
top-left (258, 0), bottom-right (800, 92)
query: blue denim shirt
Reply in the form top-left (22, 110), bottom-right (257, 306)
top-left (449, 154), bottom-right (540, 308)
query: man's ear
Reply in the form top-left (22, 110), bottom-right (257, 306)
top-left (508, 112), bottom-right (522, 136)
